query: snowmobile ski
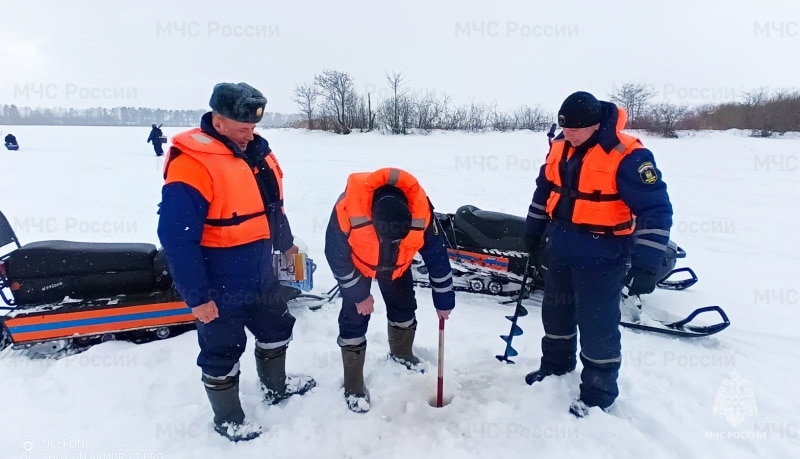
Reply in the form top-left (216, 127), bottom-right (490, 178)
top-left (619, 294), bottom-right (730, 338)
top-left (655, 266), bottom-right (698, 290)
top-left (408, 204), bottom-right (730, 341)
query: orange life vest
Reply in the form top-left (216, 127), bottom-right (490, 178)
top-left (164, 128), bottom-right (284, 248)
top-left (335, 168), bottom-right (431, 280)
top-left (543, 112), bottom-right (641, 236)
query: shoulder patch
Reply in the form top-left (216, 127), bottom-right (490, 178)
top-left (637, 161), bottom-right (658, 184)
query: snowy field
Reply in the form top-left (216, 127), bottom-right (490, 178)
top-left (1, 125), bottom-right (798, 459)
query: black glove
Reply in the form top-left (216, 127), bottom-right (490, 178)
top-left (523, 234), bottom-right (543, 258)
top-left (624, 267), bottom-right (659, 296)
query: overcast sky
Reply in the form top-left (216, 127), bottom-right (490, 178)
top-left (1, 0), bottom-right (798, 115)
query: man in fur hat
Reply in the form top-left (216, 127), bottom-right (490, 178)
top-left (157, 82), bottom-right (315, 442)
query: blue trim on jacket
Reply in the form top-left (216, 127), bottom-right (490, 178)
top-left (324, 202), bottom-right (455, 310)
top-left (525, 103), bottom-right (673, 272)
top-left (157, 113), bottom-right (293, 308)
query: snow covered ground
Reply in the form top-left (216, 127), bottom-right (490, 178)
top-left (1, 125), bottom-right (798, 459)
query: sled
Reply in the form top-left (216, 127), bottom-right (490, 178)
top-left (0, 210), bottom-right (332, 358)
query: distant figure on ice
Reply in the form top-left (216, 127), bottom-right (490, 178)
top-left (147, 124), bottom-right (165, 156)
top-left (4, 133), bottom-right (19, 151)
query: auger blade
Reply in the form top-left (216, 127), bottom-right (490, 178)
top-left (495, 354), bottom-right (516, 364)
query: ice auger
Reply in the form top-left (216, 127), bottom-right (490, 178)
top-left (495, 258), bottom-right (534, 364)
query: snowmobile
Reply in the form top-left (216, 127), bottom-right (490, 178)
top-left (410, 204), bottom-right (730, 340)
top-left (0, 210), bottom-right (333, 359)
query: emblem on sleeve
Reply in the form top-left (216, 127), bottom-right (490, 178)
top-left (638, 162), bottom-right (658, 184)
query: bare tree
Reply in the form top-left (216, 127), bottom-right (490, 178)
top-left (768, 88), bottom-right (800, 134)
top-left (348, 94), bottom-right (376, 132)
top-left (644, 102), bottom-right (689, 138)
top-left (345, 92), bottom-right (361, 131)
top-left (292, 83), bottom-right (317, 130)
top-left (490, 103), bottom-right (513, 132)
top-left (742, 87), bottom-right (770, 136)
top-left (742, 87), bottom-right (768, 106)
top-left (414, 92), bottom-right (437, 130)
top-left (609, 83), bottom-right (657, 126)
top-left (366, 93), bottom-right (376, 132)
top-left (443, 104), bottom-right (468, 131)
top-left (389, 71), bottom-right (404, 132)
top-left (514, 105), bottom-right (550, 131)
top-left (381, 71), bottom-right (416, 134)
top-left (377, 96), bottom-right (414, 134)
top-left (414, 92), bottom-right (450, 131)
top-left (465, 100), bottom-right (490, 132)
top-left (314, 69), bottom-right (356, 134)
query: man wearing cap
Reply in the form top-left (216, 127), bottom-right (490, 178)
top-left (157, 82), bottom-right (315, 441)
top-left (324, 167), bottom-right (455, 413)
top-left (522, 91), bottom-right (673, 417)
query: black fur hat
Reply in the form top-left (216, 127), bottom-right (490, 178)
top-left (209, 82), bottom-right (267, 123)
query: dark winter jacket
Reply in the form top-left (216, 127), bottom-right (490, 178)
top-left (157, 112), bottom-right (294, 308)
top-left (147, 126), bottom-right (164, 145)
top-left (4, 134), bottom-right (17, 145)
top-left (525, 102), bottom-right (673, 273)
top-left (325, 202), bottom-right (455, 311)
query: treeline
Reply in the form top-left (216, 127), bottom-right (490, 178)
top-left (292, 70), bottom-right (552, 134)
top-left (609, 83), bottom-right (800, 138)
top-left (293, 70), bottom-right (800, 138)
top-left (4, 81), bottom-right (799, 137)
top-left (681, 88), bottom-right (800, 137)
top-left (0, 105), bottom-right (301, 128)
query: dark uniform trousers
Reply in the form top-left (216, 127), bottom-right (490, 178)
top-left (338, 269), bottom-right (418, 343)
top-left (540, 249), bottom-right (627, 409)
top-left (196, 286), bottom-right (296, 378)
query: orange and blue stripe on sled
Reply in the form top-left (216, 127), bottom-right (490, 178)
top-left (446, 248), bottom-right (510, 271)
top-left (3, 301), bottom-right (195, 344)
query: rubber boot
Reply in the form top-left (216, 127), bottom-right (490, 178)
top-left (524, 367), bottom-right (572, 385)
top-left (203, 375), bottom-right (262, 442)
top-left (342, 343), bottom-right (370, 413)
top-left (255, 345), bottom-right (316, 405)
top-left (387, 323), bottom-right (421, 370)
top-left (526, 335), bottom-right (577, 385)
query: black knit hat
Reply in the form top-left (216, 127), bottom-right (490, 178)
top-left (557, 91), bottom-right (602, 128)
top-left (209, 82), bottom-right (267, 123)
top-left (372, 185), bottom-right (412, 242)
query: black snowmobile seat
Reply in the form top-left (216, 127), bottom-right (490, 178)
top-left (6, 240), bottom-right (158, 279)
top-left (454, 205), bottom-right (527, 252)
